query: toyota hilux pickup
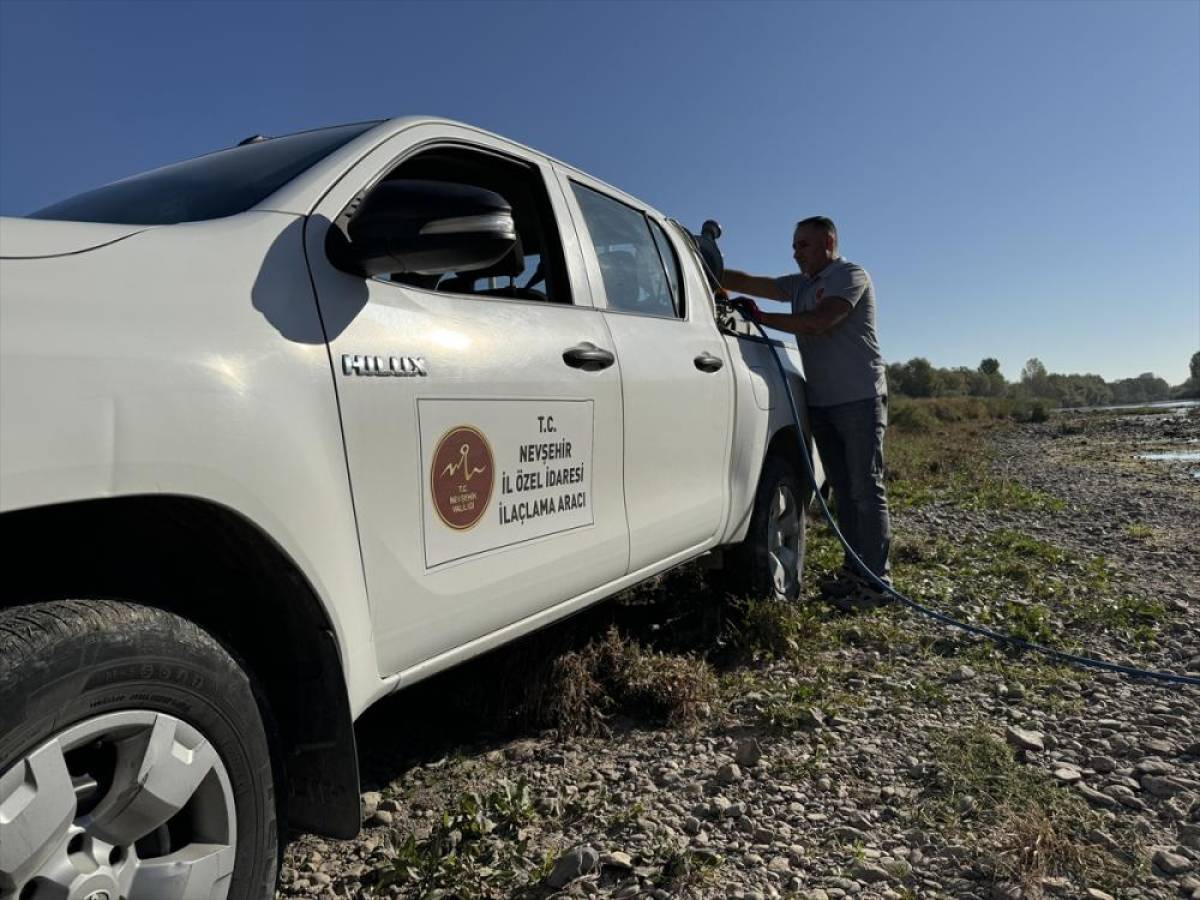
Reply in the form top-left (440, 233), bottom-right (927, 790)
top-left (0, 117), bottom-right (818, 900)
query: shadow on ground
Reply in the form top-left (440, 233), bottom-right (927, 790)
top-left (351, 563), bottom-right (736, 790)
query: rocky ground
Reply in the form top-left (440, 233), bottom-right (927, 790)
top-left (277, 407), bottom-right (1199, 900)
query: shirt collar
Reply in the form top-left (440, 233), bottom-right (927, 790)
top-left (810, 256), bottom-right (843, 281)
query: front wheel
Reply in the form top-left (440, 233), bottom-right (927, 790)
top-left (715, 454), bottom-right (807, 602)
top-left (0, 599), bottom-right (279, 900)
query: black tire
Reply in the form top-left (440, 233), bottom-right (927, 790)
top-left (716, 454), bottom-right (807, 601)
top-left (0, 599), bottom-right (278, 900)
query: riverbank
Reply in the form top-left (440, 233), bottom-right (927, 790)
top-left (277, 407), bottom-right (1198, 900)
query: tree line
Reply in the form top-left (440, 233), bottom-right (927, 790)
top-left (886, 351), bottom-right (1200, 407)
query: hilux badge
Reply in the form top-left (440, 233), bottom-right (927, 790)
top-left (342, 355), bottom-right (428, 377)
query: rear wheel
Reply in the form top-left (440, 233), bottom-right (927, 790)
top-left (716, 454), bottom-right (807, 601)
top-left (0, 599), bottom-right (278, 900)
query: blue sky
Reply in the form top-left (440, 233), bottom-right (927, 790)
top-left (1, 0), bottom-right (1197, 384)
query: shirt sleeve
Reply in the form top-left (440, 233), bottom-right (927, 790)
top-left (822, 264), bottom-right (869, 307)
top-left (774, 274), bottom-right (806, 313)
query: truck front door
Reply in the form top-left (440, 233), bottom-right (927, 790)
top-left (305, 125), bottom-right (629, 677)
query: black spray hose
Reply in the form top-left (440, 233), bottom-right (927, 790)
top-left (751, 319), bottom-right (1199, 687)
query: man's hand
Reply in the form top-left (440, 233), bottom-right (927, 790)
top-left (730, 296), bottom-right (763, 324)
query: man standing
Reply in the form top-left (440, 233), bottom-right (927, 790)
top-left (721, 216), bottom-right (891, 610)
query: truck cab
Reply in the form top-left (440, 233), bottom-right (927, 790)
top-left (0, 117), bottom-right (816, 900)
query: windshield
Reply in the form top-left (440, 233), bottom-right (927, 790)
top-left (30, 122), bottom-right (380, 225)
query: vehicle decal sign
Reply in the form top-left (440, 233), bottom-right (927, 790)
top-left (419, 399), bottom-right (594, 567)
top-left (430, 425), bottom-right (494, 530)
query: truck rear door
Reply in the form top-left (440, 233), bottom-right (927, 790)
top-left (558, 171), bottom-right (734, 572)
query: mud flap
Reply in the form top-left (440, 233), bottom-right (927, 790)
top-left (285, 629), bottom-right (362, 839)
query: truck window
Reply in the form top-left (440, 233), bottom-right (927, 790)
top-left (379, 146), bottom-right (572, 305)
top-left (570, 183), bottom-right (682, 319)
top-left (31, 122), bottom-right (379, 225)
top-left (648, 218), bottom-right (683, 315)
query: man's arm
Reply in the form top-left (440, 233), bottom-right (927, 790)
top-left (759, 295), bottom-right (853, 336)
top-left (721, 269), bottom-right (786, 301)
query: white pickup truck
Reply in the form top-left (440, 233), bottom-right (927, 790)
top-left (0, 117), bottom-right (817, 900)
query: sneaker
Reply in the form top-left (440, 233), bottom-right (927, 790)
top-left (819, 568), bottom-right (862, 599)
top-left (831, 577), bottom-right (894, 612)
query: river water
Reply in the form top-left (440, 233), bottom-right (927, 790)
top-left (1056, 398), bottom-right (1200, 413)
top-left (1137, 448), bottom-right (1200, 479)
top-left (1080, 400), bottom-right (1200, 480)
top-left (1052, 399), bottom-right (1200, 480)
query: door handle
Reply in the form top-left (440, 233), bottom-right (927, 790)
top-left (563, 342), bottom-right (615, 371)
top-left (694, 352), bottom-right (724, 373)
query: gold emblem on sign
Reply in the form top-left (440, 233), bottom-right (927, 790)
top-left (431, 425), bottom-right (494, 530)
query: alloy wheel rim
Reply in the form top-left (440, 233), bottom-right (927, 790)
top-left (766, 483), bottom-right (801, 596)
top-left (0, 710), bottom-right (237, 900)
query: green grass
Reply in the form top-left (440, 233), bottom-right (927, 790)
top-left (757, 674), bottom-right (862, 728)
top-left (797, 493), bottom-right (1167, 691)
top-left (882, 416), bottom-right (1065, 513)
top-left (379, 778), bottom-right (540, 896)
top-left (725, 561), bottom-right (914, 666)
top-left (604, 799), bottom-right (646, 832)
top-left (851, 518), bottom-right (1167, 650)
top-left (1071, 593), bottom-right (1166, 646)
top-left (986, 530), bottom-right (1068, 564)
top-left (959, 477), bottom-right (1066, 513)
top-left (958, 644), bottom-right (1086, 711)
top-left (1122, 523), bottom-right (1154, 541)
top-left (654, 846), bottom-right (723, 890)
top-left (884, 676), bottom-right (950, 707)
top-left (992, 602), bottom-right (1054, 645)
top-left (726, 597), bottom-right (824, 661)
top-left (917, 727), bottom-right (1143, 892)
top-left (772, 744), bottom-right (829, 782)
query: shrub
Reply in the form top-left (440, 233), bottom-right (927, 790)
top-left (890, 395), bottom-right (1028, 428)
top-left (890, 399), bottom-right (937, 433)
top-left (541, 627), bottom-right (717, 736)
top-left (1012, 399), bottom-right (1053, 422)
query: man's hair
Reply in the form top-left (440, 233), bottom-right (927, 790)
top-left (796, 216), bottom-right (837, 247)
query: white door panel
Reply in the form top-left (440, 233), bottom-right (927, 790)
top-left (556, 169), bottom-right (734, 570)
top-left (601, 314), bottom-right (733, 568)
top-left (306, 126), bottom-right (628, 677)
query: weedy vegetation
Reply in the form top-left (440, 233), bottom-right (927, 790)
top-left (917, 727), bottom-right (1145, 893)
top-left (886, 399), bottom-right (1064, 501)
top-left (378, 779), bottom-right (540, 897)
top-left (653, 845), bottom-right (723, 890)
top-left (541, 626), bottom-right (718, 736)
top-left (1122, 522), bottom-right (1154, 541)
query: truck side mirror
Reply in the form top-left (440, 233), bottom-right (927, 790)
top-left (326, 179), bottom-right (518, 278)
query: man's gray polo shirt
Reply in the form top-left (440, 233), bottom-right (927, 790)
top-left (775, 257), bottom-right (886, 408)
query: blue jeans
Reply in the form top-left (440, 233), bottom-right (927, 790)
top-left (809, 395), bottom-right (892, 579)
